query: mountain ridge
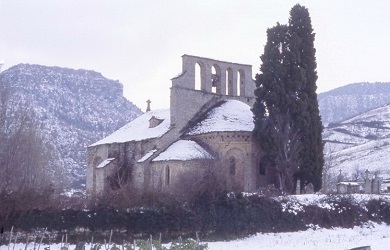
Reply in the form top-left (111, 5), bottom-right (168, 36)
top-left (318, 82), bottom-right (390, 124)
top-left (0, 63), bottom-right (143, 188)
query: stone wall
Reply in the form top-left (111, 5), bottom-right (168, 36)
top-left (188, 131), bottom-right (257, 192)
top-left (86, 144), bottom-right (109, 196)
top-left (170, 55), bottom-right (255, 131)
top-left (170, 86), bottom-right (255, 132)
top-left (173, 55), bottom-right (255, 96)
top-left (148, 160), bottom-right (210, 195)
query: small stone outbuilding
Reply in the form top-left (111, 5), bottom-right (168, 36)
top-left (86, 55), bottom-right (277, 198)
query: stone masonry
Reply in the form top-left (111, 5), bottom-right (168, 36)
top-left (87, 55), bottom-right (275, 199)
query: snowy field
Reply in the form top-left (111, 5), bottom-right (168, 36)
top-left (208, 222), bottom-right (390, 250)
top-left (1, 222), bottom-right (389, 250)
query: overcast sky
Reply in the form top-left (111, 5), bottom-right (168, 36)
top-left (1, 0), bottom-right (389, 111)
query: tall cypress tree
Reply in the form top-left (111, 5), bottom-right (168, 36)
top-left (253, 23), bottom-right (289, 165)
top-left (253, 23), bottom-right (305, 194)
top-left (288, 4), bottom-right (324, 192)
top-left (253, 5), bottom-right (323, 193)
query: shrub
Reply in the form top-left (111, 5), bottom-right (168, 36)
top-left (2, 194), bottom-right (390, 243)
top-left (366, 198), bottom-right (390, 224)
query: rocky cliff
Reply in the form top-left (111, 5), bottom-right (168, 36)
top-left (0, 64), bottom-right (142, 189)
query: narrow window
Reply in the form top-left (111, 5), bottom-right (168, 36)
top-left (259, 160), bottom-right (266, 176)
top-left (226, 68), bottom-right (233, 95)
top-left (165, 165), bottom-right (170, 186)
top-left (195, 63), bottom-right (201, 90)
top-left (211, 64), bottom-right (221, 94)
top-left (211, 65), bottom-right (217, 93)
top-left (236, 71), bottom-right (241, 96)
top-left (237, 69), bottom-right (245, 96)
top-left (229, 157), bottom-right (236, 175)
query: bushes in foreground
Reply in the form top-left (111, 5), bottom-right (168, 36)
top-left (1, 194), bottom-right (390, 243)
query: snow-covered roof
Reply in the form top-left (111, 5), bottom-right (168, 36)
top-left (152, 140), bottom-right (214, 162)
top-left (96, 158), bottom-right (115, 169)
top-left (338, 182), bottom-right (361, 186)
top-left (137, 149), bottom-right (158, 163)
top-left (90, 109), bottom-right (171, 147)
top-left (186, 100), bottom-right (254, 135)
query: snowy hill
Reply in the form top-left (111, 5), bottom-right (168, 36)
top-left (318, 82), bottom-right (390, 124)
top-left (323, 103), bottom-right (390, 179)
top-left (0, 64), bottom-right (142, 188)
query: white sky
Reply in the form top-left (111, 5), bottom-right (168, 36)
top-left (1, 0), bottom-right (389, 111)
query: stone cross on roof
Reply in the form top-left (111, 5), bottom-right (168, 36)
top-left (146, 99), bottom-right (151, 112)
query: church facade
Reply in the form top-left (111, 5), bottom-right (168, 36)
top-left (86, 55), bottom-right (277, 198)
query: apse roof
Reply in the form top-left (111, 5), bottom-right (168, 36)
top-left (186, 100), bottom-right (254, 135)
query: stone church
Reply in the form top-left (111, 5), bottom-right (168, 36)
top-left (86, 55), bottom-right (277, 198)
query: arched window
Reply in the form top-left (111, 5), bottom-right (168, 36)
top-left (229, 157), bottom-right (236, 175)
top-left (226, 68), bottom-right (233, 95)
top-left (195, 63), bottom-right (202, 90)
top-left (165, 165), bottom-right (170, 186)
top-left (211, 65), bottom-right (218, 93)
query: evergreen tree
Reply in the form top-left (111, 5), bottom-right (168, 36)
top-left (288, 4), bottom-right (324, 192)
top-left (253, 23), bottom-right (305, 194)
top-left (253, 5), bottom-right (323, 193)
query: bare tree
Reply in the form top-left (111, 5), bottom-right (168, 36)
top-left (107, 157), bottom-right (132, 191)
top-left (272, 113), bottom-right (302, 194)
top-left (321, 143), bottom-right (339, 193)
top-left (351, 166), bottom-right (368, 181)
top-left (0, 80), bottom-right (53, 194)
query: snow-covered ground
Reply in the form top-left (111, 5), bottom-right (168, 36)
top-left (2, 223), bottom-right (389, 250)
top-left (208, 222), bottom-right (390, 249)
top-left (323, 103), bottom-right (390, 180)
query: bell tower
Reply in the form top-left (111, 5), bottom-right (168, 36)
top-left (170, 55), bottom-right (256, 130)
